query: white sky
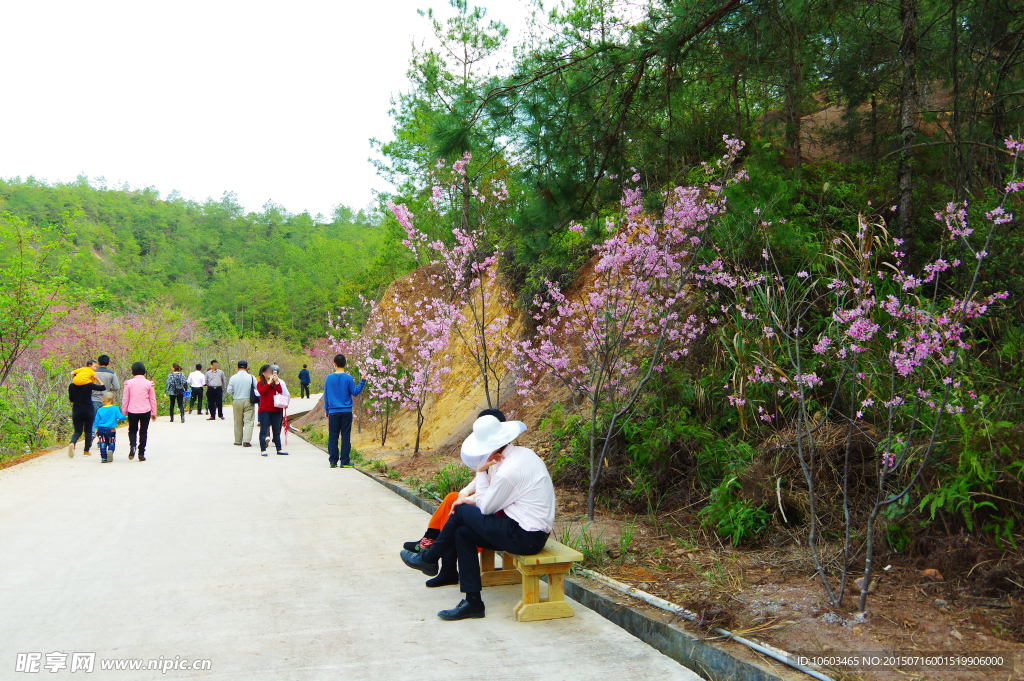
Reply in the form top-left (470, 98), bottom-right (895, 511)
top-left (0, 0), bottom-right (534, 219)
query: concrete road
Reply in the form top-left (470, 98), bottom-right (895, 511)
top-left (0, 407), bottom-right (700, 680)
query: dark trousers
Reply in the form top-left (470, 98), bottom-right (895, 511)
top-left (71, 408), bottom-right (95, 451)
top-left (127, 412), bottom-right (151, 454)
top-left (424, 504), bottom-right (549, 595)
top-left (169, 394), bottom-right (185, 420)
top-left (207, 386), bottom-right (224, 418)
top-left (259, 411), bottom-right (283, 452)
top-left (300, 383), bottom-right (310, 399)
top-left (95, 426), bottom-right (116, 458)
top-left (189, 386), bottom-right (204, 413)
top-left (327, 412), bottom-right (353, 466)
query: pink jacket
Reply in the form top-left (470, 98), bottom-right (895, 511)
top-left (122, 375), bottom-right (158, 416)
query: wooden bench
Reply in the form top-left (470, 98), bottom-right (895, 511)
top-left (480, 538), bottom-right (584, 622)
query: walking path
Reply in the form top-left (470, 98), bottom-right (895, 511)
top-left (0, 404), bottom-right (700, 680)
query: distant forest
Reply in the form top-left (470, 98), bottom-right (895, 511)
top-left (0, 177), bottom-right (405, 344)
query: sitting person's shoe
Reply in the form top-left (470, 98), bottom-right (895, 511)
top-left (400, 549), bottom-right (439, 576)
top-left (425, 571), bottom-right (459, 588)
top-left (438, 599), bottom-right (485, 620)
top-left (403, 540), bottom-right (422, 552)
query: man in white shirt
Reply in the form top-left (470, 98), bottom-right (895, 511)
top-left (401, 414), bottom-right (555, 621)
top-left (186, 364), bottom-right (206, 415)
top-left (226, 360), bottom-right (258, 447)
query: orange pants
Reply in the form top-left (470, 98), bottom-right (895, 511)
top-left (428, 492), bottom-right (461, 531)
top-left (427, 491), bottom-right (481, 553)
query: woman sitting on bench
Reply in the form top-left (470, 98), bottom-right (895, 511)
top-left (400, 413), bottom-right (555, 621)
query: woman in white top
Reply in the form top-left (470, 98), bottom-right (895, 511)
top-left (187, 363), bottom-right (207, 415)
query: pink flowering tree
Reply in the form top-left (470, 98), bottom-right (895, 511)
top-left (716, 138), bottom-right (1022, 611)
top-left (394, 286), bottom-right (454, 453)
top-left (517, 137), bottom-right (748, 520)
top-left (388, 152), bottom-right (516, 410)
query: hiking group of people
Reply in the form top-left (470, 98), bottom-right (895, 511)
top-left (67, 351), bottom-right (552, 623)
top-left (68, 356), bottom-right (159, 462)
top-left (68, 357), bottom-right (318, 460)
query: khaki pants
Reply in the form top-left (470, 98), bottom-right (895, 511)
top-left (233, 399), bottom-right (256, 444)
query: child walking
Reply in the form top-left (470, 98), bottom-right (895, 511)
top-left (93, 392), bottom-right (125, 463)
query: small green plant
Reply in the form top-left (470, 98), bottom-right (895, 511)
top-left (366, 458), bottom-right (388, 474)
top-left (541, 404), bottom-right (589, 480)
top-left (699, 478), bottom-right (770, 546)
top-left (617, 517), bottom-right (637, 566)
top-left (426, 462), bottom-right (474, 498)
top-left (558, 520), bottom-right (607, 568)
top-left (884, 523), bottom-right (912, 552)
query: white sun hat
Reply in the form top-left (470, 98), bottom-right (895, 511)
top-left (460, 415), bottom-right (528, 469)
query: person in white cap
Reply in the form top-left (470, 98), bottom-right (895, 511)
top-left (400, 414), bottom-right (555, 620)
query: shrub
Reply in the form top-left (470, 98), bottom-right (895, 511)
top-left (699, 478), bottom-right (770, 546)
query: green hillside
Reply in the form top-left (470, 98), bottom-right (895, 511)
top-left (0, 176), bottom-right (399, 343)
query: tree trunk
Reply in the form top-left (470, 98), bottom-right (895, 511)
top-left (896, 0), bottom-right (918, 245)
top-left (414, 402), bottom-right (424, 454)
top-left (870, 94), bottom-right (878, 176)
top-left (785, 40), bottom-right (803, 183)
top-left (732, 70), bottom-right (742, 140)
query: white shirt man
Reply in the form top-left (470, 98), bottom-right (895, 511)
top-left (187, 369), bottom-right (206, 389)
top-left (400, 415), bottom-right (554, 621)
top-left (466, 445), bottom-right (554, 533)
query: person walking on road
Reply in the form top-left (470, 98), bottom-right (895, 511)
top-left (68, 360), bottom-right (106, 458)
top-left (256, 364), bottom-right (288, 457)
top-left (298, 364), bottom-right (311, 399)
top-left (187, 363), bottom-right (206, 415)
top-left (93, 392), bottom-right (125, 463)
top-left (205, 360), bottom-right (227, 420)
top-left (165, 363), bottom-right (188, 422)
top-left (227, 360), bottom-right (258, 448)
top-left (323, 353), bottom-right (365, 468)
top-left (91, 354), bottom-right (121, 415)
top-left (122, 361), bottom-right (158, 461)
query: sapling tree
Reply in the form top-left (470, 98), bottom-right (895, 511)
top-left (717, 137), bottom-right (1022, 610)
top-left (395, 285), bottom-right (454, 453)
top-left (329, 297), bottom-right (411, 447)
top-left (517, 136), bottom-right (748, 520)
top-left (388, 152), bottom-right (515, 410)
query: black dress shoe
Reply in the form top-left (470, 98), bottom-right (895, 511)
top-left (400, 549), bottom-right (438, 576)
top-left (438, 599), bottom-right (485, 620)
top-left (426, 571), bottom-right (459, 588)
